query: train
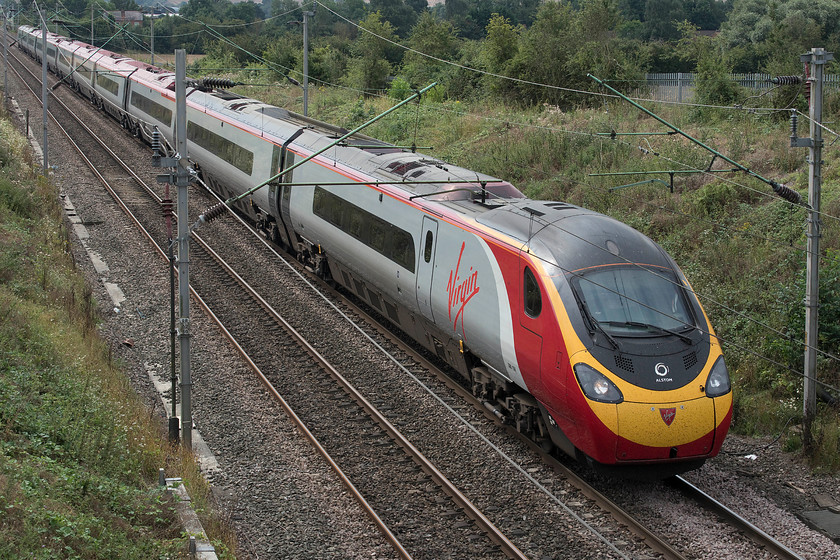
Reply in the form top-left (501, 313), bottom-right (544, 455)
top-left (18, 25), bottom-right (732, 477)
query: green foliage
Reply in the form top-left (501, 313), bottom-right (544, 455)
top-left (690, 181), bottom-right (737, 217)
top-left (719, 0), bottom-right (840, 72)
top-left (307, 41), bottom-right (351, 86)
top-left (0, 117), bottom-right (237, 557)
top-left (263, 33), bottom-right (304, 82)
top-left (369, 0), bottom-right (420, 38)
top-left (344, 12), bottom-right (400, 95)
top-left (772, 250), bottom-right (840, 374)
top-left (644, 0), bottom-right (686, 40)
top-left (401, 12), bottom-right (459, 89)
top-left (694, 46), bottom-right (744, 108)
top-left (388, 76), bottom-right (414, 100)
top-left (506, 2), bottom-right (576, 106)
top-left (480, 13), bottom-right (521, 98)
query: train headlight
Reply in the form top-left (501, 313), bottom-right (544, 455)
top-left (573, 363), bottom-right (623, 404)
top-left (705, 356), bottom-right (731, 397)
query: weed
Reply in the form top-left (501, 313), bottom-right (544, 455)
top-left (0, 117), bottom-right (237, 558)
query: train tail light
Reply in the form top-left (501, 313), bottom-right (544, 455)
top-left (574, 363), bottom-right (623, 403)
top-left (704, 356), bottom-right (731, 398)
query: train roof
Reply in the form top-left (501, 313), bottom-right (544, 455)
top-left (21, 25), bottom-right (561, 227)
top-left (193, 87), bottom-right (527, 215)
top-left (477, 200), bottom-right (672, 271)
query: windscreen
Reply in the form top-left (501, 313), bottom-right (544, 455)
top-left (571, 265), bottom-right (695, 335)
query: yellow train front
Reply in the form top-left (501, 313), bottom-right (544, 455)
top-left (524, 207), bottom-right (732, 478)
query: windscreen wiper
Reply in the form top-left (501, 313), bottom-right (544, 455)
top-left (606, 321), bottom-right (693, 344)
top-left (577, 298), bottom-right (620, 350)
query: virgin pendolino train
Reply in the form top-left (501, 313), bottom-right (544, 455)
top-left (19, 25), bottom-right (732, 476)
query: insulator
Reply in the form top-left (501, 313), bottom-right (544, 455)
top-left (790, 111), bottom-right (798, 138)
top-left (771, 75), bottom-right (802, 85)
top-left (804, 63), bottom-right (811, 104)
top-left (771, 181), bottom-right (802, 205)
top-left (199, 77), bottom-right (240, 90)
top-left (199, 202), bottom-right (227, 224)
top-left (152, 130), bottom-right (162, 156)
top-left (161, 198), bottom-right (173, 215)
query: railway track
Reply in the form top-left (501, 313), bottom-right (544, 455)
top-left (4, 37), bottom-right (819, 560)
top-left (6, 45), bottom-right (531, 559)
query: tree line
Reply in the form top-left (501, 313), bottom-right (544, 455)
top-left (12, 0), bottom-right (840, 109)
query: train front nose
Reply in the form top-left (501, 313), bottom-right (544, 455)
top-left (572, 357), bottom-right (733, 464)
top-left (615, 398), bottom-right (717, 461)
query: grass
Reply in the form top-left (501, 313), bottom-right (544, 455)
top-left (228, 73), bottom-right (840, 471)
top-left (0, 114), bottom-right (237, 558)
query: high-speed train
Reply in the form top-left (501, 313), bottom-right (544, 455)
top-left (19, 25), bottom-right (732, 476)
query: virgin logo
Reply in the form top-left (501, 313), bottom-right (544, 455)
top-left (660, 408), bottom-right (676, 426)
top-left (446, 241), bottom-right (480, 336)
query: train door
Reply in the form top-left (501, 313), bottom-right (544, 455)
top-left (277, 129), bottom-right (305, 245)
top-left (416, 217), bottom-right (438, 321)
top-left (518, 255), bottom-right (544, 389)
top-left (279, 150), bottom-right (295, 235)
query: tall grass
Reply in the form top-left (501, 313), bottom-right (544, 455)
top-left (0, 115), bottom-right (237, 557)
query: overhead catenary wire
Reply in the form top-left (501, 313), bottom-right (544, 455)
top-left (24, 6), bottom-right (839, 394)
top-left (114, 11), bottom-right (840, 301)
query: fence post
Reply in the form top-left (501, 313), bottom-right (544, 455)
top-left (678, 72), bottom-right (683, 103)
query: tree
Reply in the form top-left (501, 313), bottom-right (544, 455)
top-left (719, 0), bottom-right (840, 72)
top-left (568, 0), bottom-right (646, 101)
top-left (686, 0), bottom-right (728, 31)
top-left (445, 0), bottom-right (494, 40)
top-left (400, 12), bottom-right (459, 87)
top-left (179, 0), bottom-right (230, 21)
top-left (345, 12), bottom-right (400, 95)
top-left (644, 0), bottom-right (686, 40)
top-left (684, 27), bottom-right (744, 109)
top-left (227, 1), bottom-right (263, 23)
top-left (617, 0), bottom-right (644, 21)
top-left (112, 0), bottom-right (140, 11)
top-left (369, 0), bottom-right (418, 37)
top-left (406, 0), bottom-right (429, 16)
top-left (481, 12), bottom-right (520, 97)
top-left (507, 1), bottom-right (576, 105)
top-left (482, 12), bottom-right (519, 73)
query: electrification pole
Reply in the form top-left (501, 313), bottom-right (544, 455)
top-left (149, 13), bottom-right (154, 66)
top-left (3, 11), bottom-right (9, 102)
top-left (38, 3), bottom-right (48, 173)
top-left (799, 48), bottom-right (833, 451)
top-left (175, 49), bottom-right (192, 451)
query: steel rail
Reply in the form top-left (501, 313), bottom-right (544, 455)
top-left (323, 285), bottom-right (688, 560)
top-left (191, 227), bottom-right (529, 560)
top-left (669, 476), bottom-right (806, 560)
top-left (6, 49), bottom-right (412, 559)
top-left (9, 46), bottom-right (528, 559)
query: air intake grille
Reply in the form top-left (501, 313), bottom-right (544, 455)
top-left (615, 355), bottom-right (634, 373)
top-left (683, 352), bottom-right (698, 370)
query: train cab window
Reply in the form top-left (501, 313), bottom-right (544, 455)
top-left (524, 267), bottom-right (542, 318)
top-left (423, 230), bottom-right (434, 263)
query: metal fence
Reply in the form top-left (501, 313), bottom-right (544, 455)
top-left (630, 72), bottom-right (840, 103)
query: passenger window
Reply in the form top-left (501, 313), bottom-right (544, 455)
top-left (423, 230), bottom-right (434, 263)
top-left (524, 267), bottom-right (541, 318)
